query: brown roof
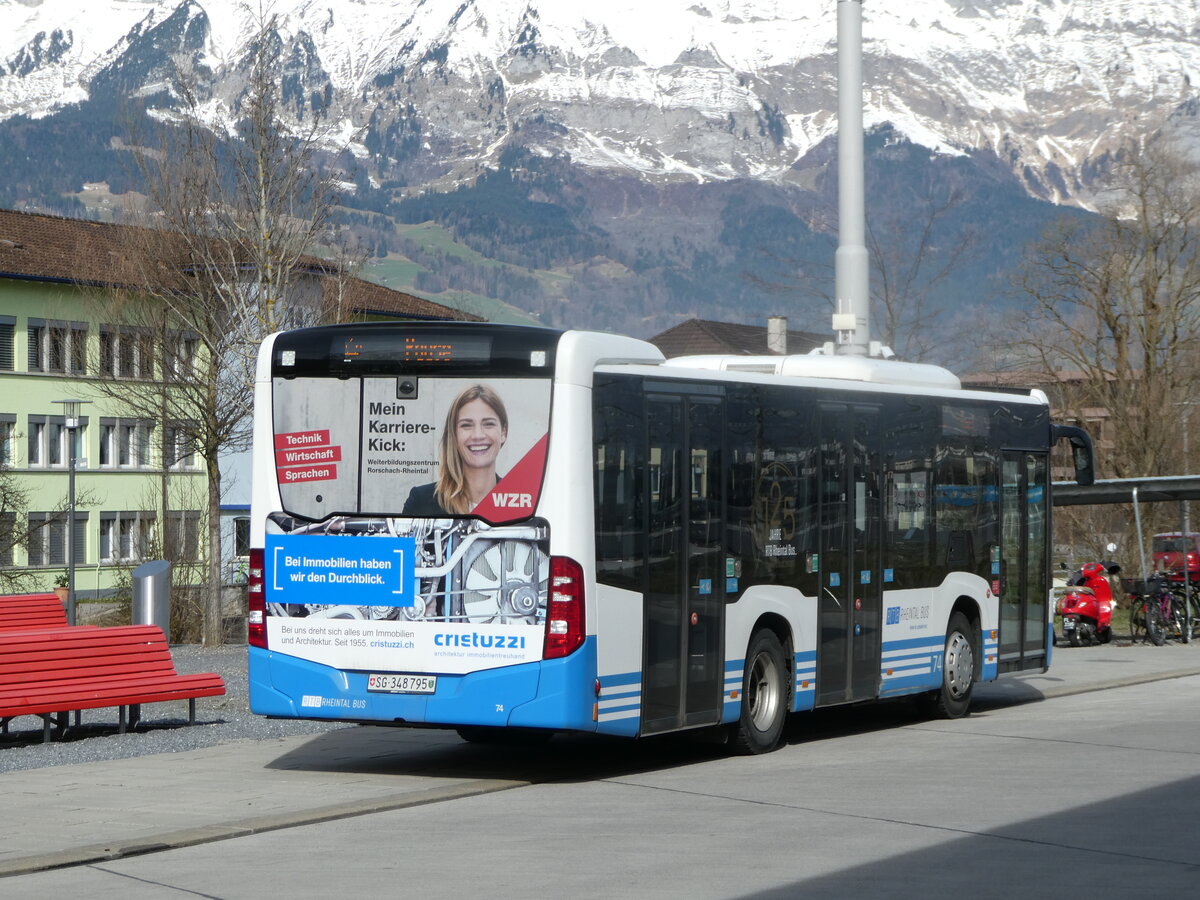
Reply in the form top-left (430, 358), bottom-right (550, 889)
top-left (0, 207), bottom-right (477, 321)
top-left (321, 276), bottom-right (482, 321)
top-left (649, 318), bottom-right (827, 358)
top-left (0, 208), bottom-right (152, 286)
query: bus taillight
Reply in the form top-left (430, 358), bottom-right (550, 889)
top-left (247, 548), bottom-right (267, 649)
top-left (544, 555), bottom-right (585, 659)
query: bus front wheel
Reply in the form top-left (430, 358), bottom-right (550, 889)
top-left (917, 612), bottom-right (975, 719)
top-left (732, 629), bottom-right (788, 755)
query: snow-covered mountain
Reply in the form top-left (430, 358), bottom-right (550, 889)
top-left (3, 0), bottom-right (1198, 206)
top-left (1, 0), bottom-right (1197, 347)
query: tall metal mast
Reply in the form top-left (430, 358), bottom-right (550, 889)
top-left (833, 0), bottom-right (870, 356)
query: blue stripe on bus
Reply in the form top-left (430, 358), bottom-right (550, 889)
top-left (249, 638), bottom-right (599, 733)
top-left (595, 669), bottom-right (642, 736)
top-left (599, 671), bottom-right (642, 688)
top-left (793, 649), bottom-right (816, 712)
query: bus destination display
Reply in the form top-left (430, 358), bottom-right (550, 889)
top-left (339, 333), bottom-right (492, 365)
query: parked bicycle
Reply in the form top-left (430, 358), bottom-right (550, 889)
top-left (1130, 572), bottom-right (1200, 645)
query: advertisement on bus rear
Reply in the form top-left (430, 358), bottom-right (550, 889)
top-left (272, 377), bottom-right (551, 524)
top-left (268, 375), bottom-right (553, 673)
top-left (263, 515), bottom-right (550, 674)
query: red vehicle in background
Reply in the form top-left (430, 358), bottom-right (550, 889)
top-left (1057, 562), bottom-right (1121, 646)
top-left (1152, 533), bottom-right (1200, 584)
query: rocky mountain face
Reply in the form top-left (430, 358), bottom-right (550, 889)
top-left (1, 0), bottom-right (1197, 356)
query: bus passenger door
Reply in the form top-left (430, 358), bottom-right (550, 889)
top-left (641, 394), bottom-right (725, 734)
top-left (999, 451), bottom-right (1049, 670)
top-left (816, 404), bottom-right (882, 706)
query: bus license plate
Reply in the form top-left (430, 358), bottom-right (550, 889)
top-left (367, 673), bottom-right (437, 694)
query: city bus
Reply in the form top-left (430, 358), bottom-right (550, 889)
top-left (247, 322), bottom-right (1094, 753)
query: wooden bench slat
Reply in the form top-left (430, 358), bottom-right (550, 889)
top-left (1, 679), bottom-right (226, 717)
top-left (0, 661), bottom-right (181, 684)
top-left (0, 675), bottom-right (226, 704)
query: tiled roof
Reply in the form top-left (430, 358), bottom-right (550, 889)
top-left (320, 276), bottom-right (482, 321)
top-left (0, 207), bottom-right (477, 321)
top-left (649, 318), bottom-right (827, 358)
top-left (0, 208), bottom-right (152, 287)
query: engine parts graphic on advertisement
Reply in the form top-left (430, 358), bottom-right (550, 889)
top-left (265, 515), bottom-right (549, 675)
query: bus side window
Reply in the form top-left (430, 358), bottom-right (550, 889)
top-left (593, 375), bottom-right (645, 591)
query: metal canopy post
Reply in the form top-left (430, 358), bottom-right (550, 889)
top-left (1132, 486), bottom-right (1148, 589)
top-left (1184, 498), bottom-right (1193, 643)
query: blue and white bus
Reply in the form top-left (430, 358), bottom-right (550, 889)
top-left (247, 323), bottom-right (1093, 753)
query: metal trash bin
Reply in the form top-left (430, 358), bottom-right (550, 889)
top-left (132, 559), bottom-right (171, 636)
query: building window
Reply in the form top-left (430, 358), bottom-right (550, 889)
top-left (100, 511), bottom-right (155, 562)
top-left (27, 320), bottom-right (87, 374)
top-left (118, 423), bottom-right (134, 466)
top-left (26, 511), bottom-right (87, 567)
top-left (164, 421), bottom-right (197, 469)
top-left (27, 321), bottom-right (45, 371)
top-left (26, 416), bottom-right (85, 469)
top-left (99, 515), bottom-right (114, 561)
top-left (233, 516), bottom-right (250, 558)
top-left (99, 326), bottom-right (153, 378)
top-left (0, 416), bottom-right (14, 466)
top-left (114, 419), bottom-right (154, 468)
top-left (0, 317), bottom-right (14, 371)
top-left (99, 328), bottom-right (114, 375)
top-left (98, 419), bottom-right (114, 467)
top-left (0, 512), bottom-right (14, 567)
top-left (27, 419), bottom-right (45, 467)
top-left (48, 421), bottom-right (65, 467)
top-left (165, 333), bottom-right (199, 381)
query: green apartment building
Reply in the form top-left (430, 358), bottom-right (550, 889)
top-left (1, 208), bottom-right (474, 598)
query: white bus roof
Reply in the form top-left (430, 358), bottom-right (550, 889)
top-left (661, 353), bottom-right (962, 391)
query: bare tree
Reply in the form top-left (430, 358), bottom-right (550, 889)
top-left (997, 140), bottom-right (1200, 566)
top-left (108, 9), bottom-right (347, 645)
top-left (866, 185), bottom-right (979, 364)
top-left (1010, 139), bottom-right (1200, 482)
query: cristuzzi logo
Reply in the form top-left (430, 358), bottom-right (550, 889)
top-left (434, 632), bottom-right (527, 649)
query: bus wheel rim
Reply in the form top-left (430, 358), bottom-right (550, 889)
top-left (749, 652), bottom-right (781, 730)
top-left (945, 631), bottom-right (974, 699)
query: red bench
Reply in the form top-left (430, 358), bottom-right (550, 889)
top-left (0, 624), bottom-right (226, 742)
top-left (0, 593), bottom-right (69, 632)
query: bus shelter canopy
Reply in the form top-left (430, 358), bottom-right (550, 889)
top-left (1053, 475), bottom-right (1200, 507)
top-left (1052, 475), bottom-right (1200, 587)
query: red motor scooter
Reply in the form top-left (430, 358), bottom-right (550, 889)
top-left (1057, 561), bottom-right (1121, 646)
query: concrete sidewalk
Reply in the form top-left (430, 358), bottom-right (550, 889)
top-left (3, 641), bottom-right (1199, 878)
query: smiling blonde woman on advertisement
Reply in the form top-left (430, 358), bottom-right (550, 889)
top-left (403, 383), bottom-right (509, 516)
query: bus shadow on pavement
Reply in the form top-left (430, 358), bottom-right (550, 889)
top-left (262, 722), bottom-right (735, 784)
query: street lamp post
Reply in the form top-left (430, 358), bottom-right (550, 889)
top-left (1183, 407), bottom-right (1192, 643)
top-left (52, 398), bottom-right (90, 627)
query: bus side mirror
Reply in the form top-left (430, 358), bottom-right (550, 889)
top-left (1051, 425), bottom-right (1095, 487)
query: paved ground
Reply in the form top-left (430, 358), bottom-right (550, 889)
top-left (2, 640), bottom-right (1199, 879)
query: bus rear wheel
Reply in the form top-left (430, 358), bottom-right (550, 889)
top-left (732, 629), bottom-right (788, 755)
top-left (917, 612), bottom-right (975, 719)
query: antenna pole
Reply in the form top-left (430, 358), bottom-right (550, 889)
top-left (834, 0), bottom-right (870, 356)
